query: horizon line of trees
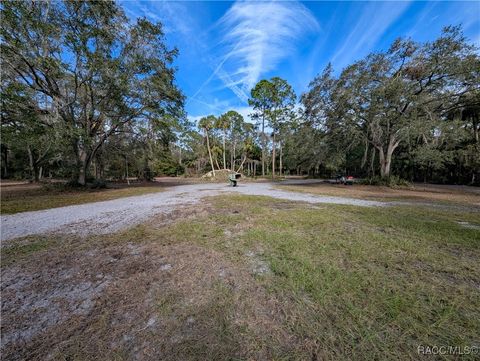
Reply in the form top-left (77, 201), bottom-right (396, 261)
top-left (1, 0), bottom-right (479, 185)
top-left (197, 26), bottom-right (479, 184)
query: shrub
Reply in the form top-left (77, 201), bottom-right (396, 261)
top-left (360, 175), bottom-right (411, 188)
top-left (89, 179), bottom-right (108, 189)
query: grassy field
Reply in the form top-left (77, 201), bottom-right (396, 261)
top-left (277, 182), bottom-right (480, 206)
top-left (0, 183), bottom-right (165, 214)
top-left (2, 194), bottom-right (479, 360)
top-left (0, 176), bottom-right (265, 214)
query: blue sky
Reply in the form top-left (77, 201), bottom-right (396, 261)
top-left (120, 1), bottom-right (480, 123)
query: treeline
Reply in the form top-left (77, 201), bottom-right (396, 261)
top-left (1, 1), bottom-right (186, 185)
top-left (299, 26), bottom-right (479, 184)
top-left (199, 26), bottom-right (480, 185)
top-left (1, 1), bottom-right (479, 185)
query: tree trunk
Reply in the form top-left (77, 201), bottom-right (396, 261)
top-left (27, 146), bottom-right (40, 182)
top-left (27, 146), bottom-right (34, 181)
top-left (261, 115), bottom-right (265, 176)
top-left (232, 140), bottom-right (236, 171)
top-left (94, 155), bottom-right (104, 180)
top-left (76, 143), bottom-right (89, 185)
top-left (272, 133), bottom-right (276, 179)
top-left (2, 146), bottom-right (8, 178)
top-left (33, 164), bottom-right (39, 182)
top-left (378, 137), bottom-right (399, 178)
top-left (78, 165), bottom-right (86, 185)
top-left (205, 130), bottom-right (215, 177)
top-left (223, 130), bottom-right (227, 169)
top-left (76, 137), bottom-right (105, 184)
top-left (125, 155), bottom-right (130, 185)
top-left (378, 148), bottom-right (393, 178)
top-left (231, 138), bottom-right (234, 171)
top-left (143, 148), bottom-right (150, 181)
top-left (236, 155), bottom-right (247, 173)
top-left (370, 147), bottom-right (376, 177)
top-left (378, 148), bottom-right (387, 178)
top-left (361, 138), bottom-right (369, 169)
top-left (279, 142), bottom-right (283, 178)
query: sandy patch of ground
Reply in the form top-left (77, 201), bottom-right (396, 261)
top-left (0, 209), bottom-right (293, 360)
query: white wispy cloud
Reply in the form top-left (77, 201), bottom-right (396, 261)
top-left (331, 1), bottom-right (411, 70)
top-left (215, 0), bottom-right (319, 101)
top-left (406, 2), bottom-right (438, 38)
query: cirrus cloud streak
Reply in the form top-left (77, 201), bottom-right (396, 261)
top-left (215, 1), bottom-right (319, 101)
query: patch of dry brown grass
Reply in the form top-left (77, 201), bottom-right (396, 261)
top-left (1, 196), bottom-right (479, 360)
top-left (0, 183), bottom-right (165, 214)
top-left (277, 182), bottom-right (480, 206)
top-left (1, 203), bottom-right (295, 361)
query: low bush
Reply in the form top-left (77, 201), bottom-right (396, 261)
top-left (88, 179), bottom-right (108, 189)
top-left (360, 175), bottom-right (411, 187)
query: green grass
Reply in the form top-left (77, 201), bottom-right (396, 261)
top-left (123, 196), bottom-right (480, 359)
top-left (0, 186), bottom-right (164, 214)
top-left (1, 236), bottom-right (56, 265)
top-left (2, 195), bottom-right (479, 360)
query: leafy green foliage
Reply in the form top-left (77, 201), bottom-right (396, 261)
top-left (1, 0), bottom-right (185, 184)
top-left (249, 77), bottom-right (296, 177)
top-left (1, 4), bottom-right (478, 186)
top-left (300, 26), bottom-right (480, 182)
top-left (360, 175), bottom-right (411, 187)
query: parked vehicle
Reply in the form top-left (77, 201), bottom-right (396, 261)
top-left (335, 175), bottom-right (355, 185)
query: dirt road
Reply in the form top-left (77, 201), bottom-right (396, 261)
top-left (0, 181), bottom-right (384, 242)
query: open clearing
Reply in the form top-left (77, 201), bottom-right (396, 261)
top-left (277, 181), bottom-right (480, 206)
top-left (1, 181), bottom-right (384, 242)
top-left (1, 181), bottom-right (479, 360)
top-left (0, 178), bottom-right (206, 214)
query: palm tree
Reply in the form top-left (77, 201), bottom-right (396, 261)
top-left (198, 115), bottom-right (216, 177)
top-left (222, 111), bottom-right (244, 171)
top-left (236, 122), bottom-right (255, 173)
top-left (215, 114), bottom-right (231, 169)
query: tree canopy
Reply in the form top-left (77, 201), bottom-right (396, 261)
top-left (1, 0), bottom-right (184, 184)
top-left (300, 26), bottom-right (479, 182)
top-left (1, 3), bottom-right (478, 186)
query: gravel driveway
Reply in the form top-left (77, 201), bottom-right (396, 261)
top-left (1, 182), bottom-right (384, 242)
